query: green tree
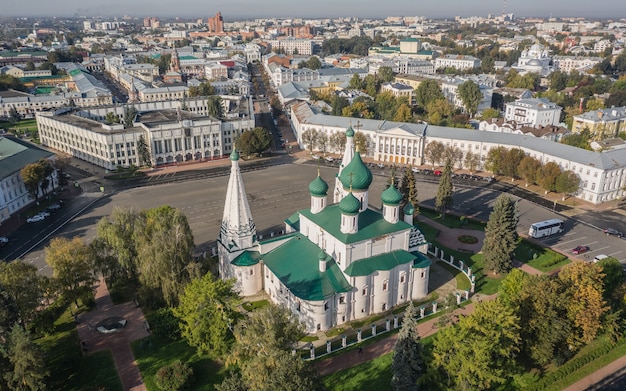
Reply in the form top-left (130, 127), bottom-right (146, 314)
top-left (432, 300), bottom-right (520, 390)
top-left (20, 162), bottom-right (45, 201)
top-left (207, 96), bottom-right (224, 118)
top-left (424, 141), bottom-right (445, 168)
top-left (123, 105), bottom-right (137, 129)
top-left (9, 107), bottom-right (21, 124)
top-left (349, 73), bottom-right (364, 90)
top-left (95, 207), bottom-right (140, 282)
top-left (45, 237), bottom-right (95, 307)
top-left (518, 156), bottom-right (541, 186)
top-left (173, 273), bottom-right (240, 356)
top-left (105, 111), bottom-right (119, 124)
top-left (4, 325), bottom-right (49, 391)
top-left (137, 134), bottom-right (152, 167)
top-left (391, 302), bottom-right (424, 390)
top-left (485, 146), bottom-right (507, 176)
top-left (229, 305), bottom-right (303, 365)
top-left (306, 56), bottom-right (322, 70)
top-left (538, 162), bottom-right (562, 194)
top-left (236, 128), bottom-right (272, 157)
top-left (425, 98), bottom-right (453, 124)
top-left (187, 81), bottom-right (215, 97)
top-left (457, 80), bottom-right (483, 117)
top-left (501, 148), bottom-right (526, 180)
top-left (555, 170), bottom-right (580, 200)
top-left (597, 257), bottom-right (625, 306)
top-left (480, 107), bottom-right (500, 120)
top-left (301, 129), bottom-right (319, 153)
top-left (518, 276), bottom-right (571, 365)
top-left (498, 268), bottom-right (529, 309)
top-left (135, 205), bottom-right (197, 307)
top-left (394, 104), bottom-right (413, 122)
top-left (330, 95), bottom-right (349, 116)
top-left (464, 151), bottom-right (480, 173)
top-left (378, 66), bottom-right (395, 83)
top-left (549, 71), bottom-right (568, 92)
top-left (354, 131), bottom-right (368, 155)
top-left (415, 80), bottom-right (444, 108)
top-left (558, 261), bottom-right (609, 348)
top-left (481, 194), bottom-right (519, 274)
top-left (435, 159), bottom-right (453, 217)
top-left (0, 261), bottom-right (46, 328)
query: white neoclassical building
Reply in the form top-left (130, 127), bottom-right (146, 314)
top-left (504, 98), bottom-right (562, 127)
top-left (36, 97), bottom-right (254, 170)
top-left (218, 129), bottom-right (430, 333)
top-left (290, 101), bottom-right (626, 204)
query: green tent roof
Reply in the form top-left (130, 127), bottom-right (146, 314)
top-left (308, 175), bottom-right (329, 196)
top-left (344, 250), bottom-right (417, 276)
top-left (262, 234), bottom-right (352, 301)
top-left (411, 251), bottom-right (432, 269)
top-left (299, 205), bottom-right (412, 244)
top-left (338, 152), bottom-right (372, 190)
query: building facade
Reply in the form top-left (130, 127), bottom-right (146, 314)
top-left (504, 98), bottom-right (562, 127)
top-left (218, 129), bottom-right (430, 333)
top-left (290, 101), bottom-right (626, 204)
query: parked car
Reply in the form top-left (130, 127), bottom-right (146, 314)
top-left (603, 228), bottom-right (623, 237)
top-left (325, 156), bottom-right (334, 162)
top-left (377, 163), bottom-right (385, 168)
top-left (37, 210), bottom-right (51, 217)
top-left (433, 170), bottom-right (442, 176)
top-left (48, 203), bottom-right (62, 210)
top-left (572, 245), bottom-right (590, 255)
top-left (27, 214), bottom-right (46, 223)
top-left (411, 167), bottom-right (420, 173)
top-left (0, 236), bottom-right (8, 247)
top-left (312, 154), bottom-right (320, 160)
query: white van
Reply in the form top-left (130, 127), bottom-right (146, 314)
top-left (593, 254), bottom-right (609, 263)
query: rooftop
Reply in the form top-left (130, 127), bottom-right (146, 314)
top-left (0, 136), bottom-right (54, 179)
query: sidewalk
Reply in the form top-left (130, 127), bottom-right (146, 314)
top-left (76, 278), bottom-right (149, 391)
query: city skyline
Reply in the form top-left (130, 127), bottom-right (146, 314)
top-left (4, 0), bottom-right (625, 19)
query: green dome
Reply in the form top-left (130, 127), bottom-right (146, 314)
top-left (339, 192), bottom-right (361, 215)
top-left (318, 250), bottom-right (326, 260)
top-left (403, 202), bottom-right (415, 215)
top-left (346, 126), bottom-right (355, 137)
top-left (230, 149), bottom-right (239, 161)
top-left (382, 185), bottom-right (403, 205)
top-left (308, 175), bottom-right (329, 196)
top-left (339, 152), bottom-right (372, 191)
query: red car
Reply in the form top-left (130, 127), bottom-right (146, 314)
top-left (572, 245), bottom-right (590, 255)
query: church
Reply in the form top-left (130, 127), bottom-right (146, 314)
top-left (218, 127), bottom-right (431, 333)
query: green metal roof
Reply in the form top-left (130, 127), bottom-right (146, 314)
top-left (381, 185), bottom-right (402, 205)
top-left (231, 250), bottom-right (262, 266)
top-left (299, 205), bottom-right (412, 244)
top-left (262, 234), bottom-right (352, 301)
top-left (179, 55), bottom-right (198, 60)
top-left (338, 152), bottom-right (372, 190)
top-left (345, 126), bottom-right (354, 137)
top-left (259, 231), bottom-right (299, 245)
top-left (344, 250), bottom-right (417, 276)
top-left (411, 251), bottom-right (432, 269)
top-left (403, 202), bottom-right (415, 215)
top-left (285, 212), bottom-right (300, 231)
top-left (308, 175), bottom-right (329, 196)
top-left (339, 192), bottom-right (360, 215)
top-left (0, 136), bottom-right (53, 179)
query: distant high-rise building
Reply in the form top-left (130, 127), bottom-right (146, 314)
top-left (208, 12), bottom-right (224, 33)
top-left (143, 17), bottom-right (160, 28)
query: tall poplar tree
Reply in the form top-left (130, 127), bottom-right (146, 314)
top-left (481, 194), bottom-right (519, 274)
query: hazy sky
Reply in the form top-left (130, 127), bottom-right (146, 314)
top-left (4, 0), bottom-right (624, 19)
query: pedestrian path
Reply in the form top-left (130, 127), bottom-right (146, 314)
top-left (76, 278), bottom-right (149, 391)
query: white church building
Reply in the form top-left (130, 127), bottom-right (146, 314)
top-left (218, 128), bottom-right (431, 333)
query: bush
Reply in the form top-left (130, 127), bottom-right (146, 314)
top-left (540, 254), bottom-right (567, 268)
top-left (149, 308), bottom-right (181, 341)
top-left (155, 360), bottom-right (195, 391)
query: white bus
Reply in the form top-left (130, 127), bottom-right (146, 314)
top-left (528, 219), bottom-right (564, 238)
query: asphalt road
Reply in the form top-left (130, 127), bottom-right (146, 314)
top-left (5, 160), bottom-right (626, 277)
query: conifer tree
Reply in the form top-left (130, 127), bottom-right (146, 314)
top-left (435, 159), bottom-right (453, 217)
top-left (391, 302), bottom-right (424, 390)
top-left (481, 194), bottom-right (519, 274)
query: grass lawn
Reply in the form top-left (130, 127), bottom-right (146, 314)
top-left (436, 261), bottom-right (471, 291)
top-left (323, 336), bottom-right (435, 391)
top-left (514, 240), bottom-right (570, 273)
top-left (37, 307), bottom-right (123, 391)
top-left (241, 299), bottom-right (270, 312)
top-left (419, 208), bottom-right (486, 230)
top-left (132, 335), bottom-right (226, 390)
